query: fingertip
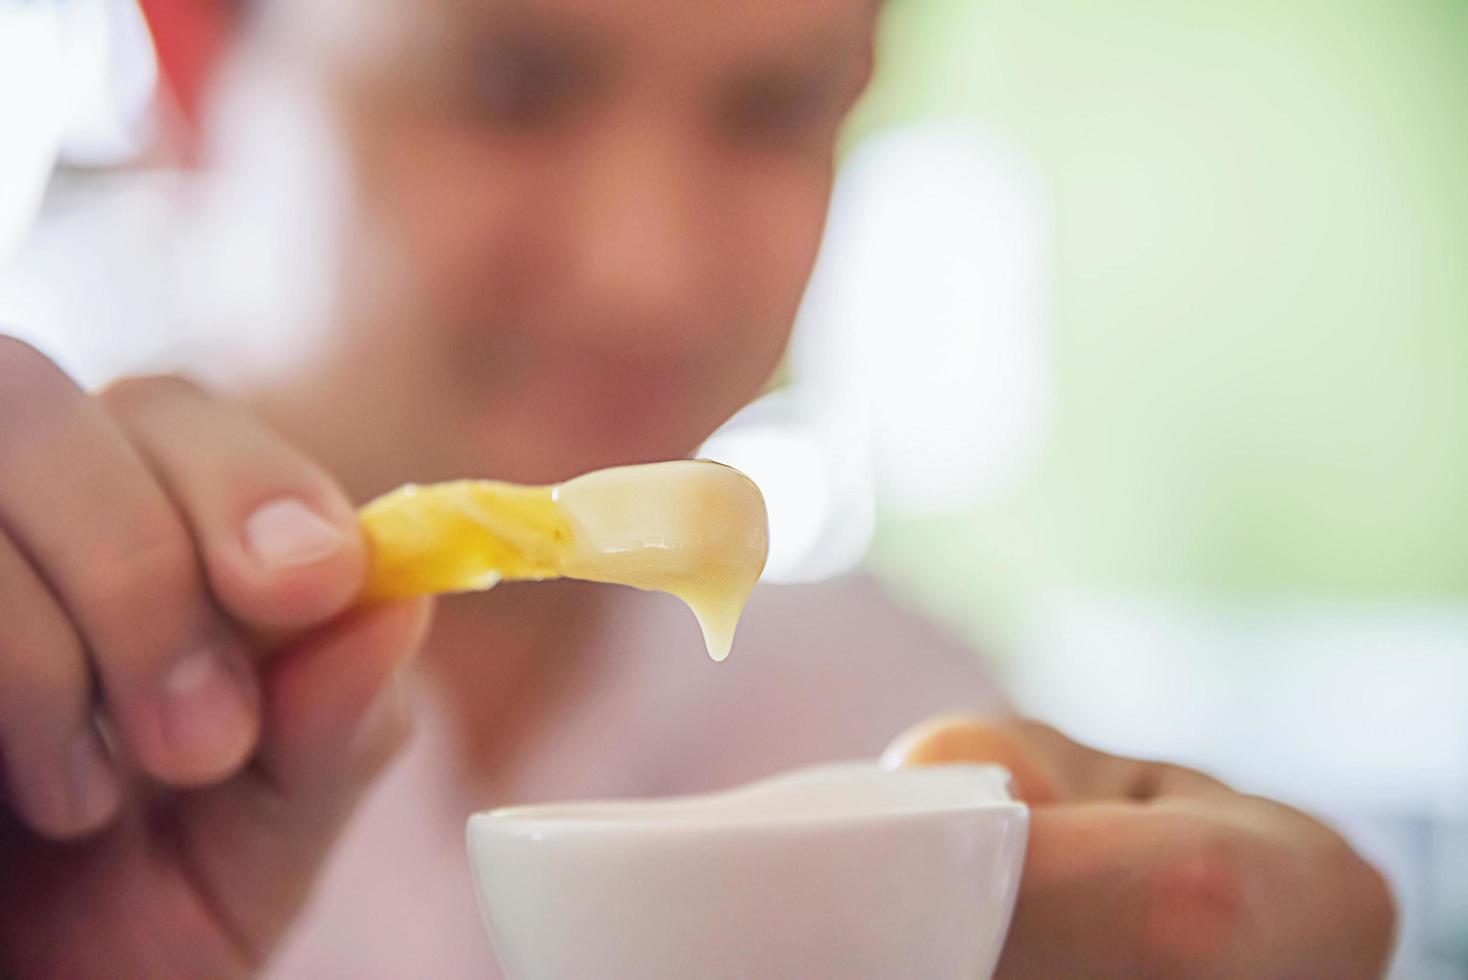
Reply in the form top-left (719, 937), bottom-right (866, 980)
top-left (5, 727), bottom-right (125, 841)
top-left (61, 726), bottom-right (126, 836)
top-left (215, 493), bottom-right (370, 632)
top-left (127, 641), bottom-right (263, 787)
top-left (883, 714), bottom-right (1062, 805)
top-left (243, 497), bottom-right (356, 573)
top-left (881, 712), bottom-right (992, 768)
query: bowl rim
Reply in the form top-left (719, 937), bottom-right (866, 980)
top-left (467, 761), bottom-right (1028, 838)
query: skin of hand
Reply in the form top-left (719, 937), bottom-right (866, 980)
top-left (885, 716), bottom-right (1397, 979)
top-left (0, 338), bottom-right (434, 977)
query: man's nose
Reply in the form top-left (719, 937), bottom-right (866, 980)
top-left (567, 120), bottom-right (704, 328)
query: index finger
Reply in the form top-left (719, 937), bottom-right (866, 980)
top-left (101, 375), bottom-right (368, 635)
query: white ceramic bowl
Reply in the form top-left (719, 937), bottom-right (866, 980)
top-left (467, 762), bottom-right (1028, 980)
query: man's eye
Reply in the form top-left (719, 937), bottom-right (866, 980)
top-left (722, 76), bottom-right (843, 147)
top-left (468, 44), bottom-right (580, 127)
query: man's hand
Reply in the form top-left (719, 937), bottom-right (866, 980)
top-left (0, 337), bottom-right (432, 977)
top-left (885, 716), bottom-right (1396, 979)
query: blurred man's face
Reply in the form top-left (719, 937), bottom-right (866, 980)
top-left (248, 0), bottom-right (875, 487)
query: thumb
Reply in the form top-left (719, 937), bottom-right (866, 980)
top-left (257, 596), bottom-right (435, 793)
top-left (174, 597), bottom-right (434, 966)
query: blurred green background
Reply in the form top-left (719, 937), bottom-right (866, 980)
top-left (847, 0), bottom-right (1468, 644)
top-left (804, 6), bottom-right (1468, 970)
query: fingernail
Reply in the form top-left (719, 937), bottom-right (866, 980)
top-left (244, 498), bottom-right (345, 571)
top-left (3, 729), bottom-right (121, 838)
top-left (160, 648), bottom-right (258, 781)
top-left (4, 748), bottom-right (69, 835)
top-left (67, 727), bottom-right (122, 829)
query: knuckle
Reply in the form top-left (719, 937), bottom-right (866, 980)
top-left (75, 512), bottom-right (199, 627)
top-left (98, 373), bottom-right (203, 421)
top-left (0, 334), bottom-right (56, 378)
top-left (0, 554), bottom-right (88, 726)
top-left (0, 636), bottom-right (86, 727)
top-left (0, 336), bottom-right (71, 412)
top-left (1136, 828), bottom-right (1246, 977)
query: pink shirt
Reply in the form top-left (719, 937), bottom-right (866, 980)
top-left (267, 575), bottom-right (1004, 978)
